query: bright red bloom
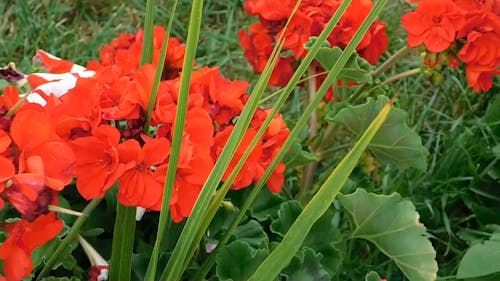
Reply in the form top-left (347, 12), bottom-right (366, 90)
top-left (10, 109), bottom-right (75, 190)
top-left (239, 22), bottom-right (275, 73)
top-left (71, 125), bottom-right (128, 199)
top-left (458, 31), bottom-right (500, 68)
top-left (465, 64), bottom-right (499, 92)
top-left (358, 20), bottom-right (389, 64)
top-left (0, 213), bottom-right (63, 281)
top-left (281, 11), bottom-right (313, 59)
top-left (116, 137), bottom-right (170, 210)
top-left (244, 0), bottom-right (295, 21)
top-left (402, 0), bottom-right (465, 52)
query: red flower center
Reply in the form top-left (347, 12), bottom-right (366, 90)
top-left (432, 16), bottom-right (442, 25)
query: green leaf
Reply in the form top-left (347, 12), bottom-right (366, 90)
top-left (249, 189), bottom-right (286, 222)
top-left (282, 248), bottom-right (331, 281)
top-left (330, 95), bottom-right (428, 171)
top-left (32, 226), bottom-right (77, 271)
top-left (39, 277), bottom-right (81, 281)
top-left (235, 220), bottom-right (269, 249)
top-left (365, 271), bottom-right (382, 281)
top-left (216, 241), bottom-right (268, 281)
top-left (338, 188), bottom-right (437, 281)
top-left (305, 39), bottom-right (373, 84)
top-left (248, 76), bottom-right (393, 281)
top-left (457, 232), bottom-right (500, 279)
top-left (484, 95), bottom-right (500, 137)
top-left (283, 142), bottom-right (320, 167)
top-left (270, 201), bottom-right (303, 237)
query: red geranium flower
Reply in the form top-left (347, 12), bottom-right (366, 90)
top-left (402, 0), bottom-right (465, 52)
top-left (0, 213), bottom-right (63, 281)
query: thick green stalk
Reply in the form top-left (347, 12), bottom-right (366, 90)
top-left (37, 198), bottom-right (102, 280)
top-left (109, 204), bottom-right (137, 281)
top-left (140, 0), bottom-right (155, 66)
top-left (143, 0), bottom-right (179, 132)
top-left (109, 1), bottom-right (156, 279)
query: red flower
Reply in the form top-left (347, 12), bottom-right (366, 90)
top-left (402, 0), bottom-right (465, 52)
top-left (458, 31), bottom-right (500, 69)
top-left (0, 213), bottom-right (63, 281)
top-left (281, 11), bottom-right (313, 59)
top-left (465, 64), bottom-right (499, 92)
top-left (10, 109), bottom-right (75, 190)
top-left (71, 125), bottom-right (128, 199)
top-left (116, 137), bottom-right (170, 210)
top-left (358, 20), bottom-right (389, 64)
top-left (244, 0), bottom-right (295, 21)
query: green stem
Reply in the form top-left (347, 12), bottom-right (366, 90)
top-left (300, 66), bottom-right (319, 201)
top-left (349, 45), bottom-right (413, 103)
top-left (109, 204), bottom-right (137, 281)
top-left (36, 198), bottom-right (102, 280)
top-left (383, 67), bottom-right (420, 84)
top-left (149, 0), bottom-right (204, 280)
top-left (142, 0), bottom-right (179, 133)
top-left (140, 0), bottom-right (155, 66)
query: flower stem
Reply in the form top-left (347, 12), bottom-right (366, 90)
top-left (299, 66), bottom-right (319, 201)
top-left (36, 198), bottom-right (102, 280)
top-left (349, 45), bottom-right (413, 103)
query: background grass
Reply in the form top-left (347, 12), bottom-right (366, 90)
top-left (1, 0), bottom-right (499, 280)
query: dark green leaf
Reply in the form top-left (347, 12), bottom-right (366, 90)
top-left (270, 201), bottom-right (302, 237)
top-left (339, 189), bottom-right (438, 281)
top-left (216, 241), bottom-right (268, 281)
top-left (457, 232), bottom-right (500, 279)
top-left (283, 142), bottom-right (320, 167)
top-left (365, 271), bottom-right (382, 281)
top-left (282, 248), bottom-right (330, 281)
top-left (305, 38), bottom-right (373, 84)
top-left (249, 189), bottom-right (286, 222)
top-left (40, 277), bottom-right (81, 281)
top-left (235, 220), bottom-right (269, 248)
top-left (331, 96), bottom-right (428, 171)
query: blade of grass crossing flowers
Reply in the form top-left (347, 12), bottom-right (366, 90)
top-left (192, 2), bottom-right (353, 279)
top-left (37, 198), bottom-right (103, 280)
top-left (143, 0), bottom-right (179, 132)
top-left (248, 98), bottom-right (394, 281)
top-left (202, 0), bottom-right (388, 278)
top-left (181, 43), bottom-right (285, 277)
top-left (147, 0), bottom-right (206, 280)
top-left (109, 1), bottom-right (155, 280)
top-left (159, 2), bottom-right (301, 280)
top-left (144, 0), bottom-right (182, 280)
top-left (140, 0), bottom-right (155, 66)
top-left (161, 32), bottom-right (285, 281)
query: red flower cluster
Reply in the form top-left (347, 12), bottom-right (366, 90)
top-left (0, 86), bottom-right (68, 280)
top-left (0, 26), bottom-right (290, 280)
top-left (239, 0), bottom-right (388, 91)
top-left (402, 0), bottom-right (500, 92)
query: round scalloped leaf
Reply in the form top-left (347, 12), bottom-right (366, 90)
top-left (457, 232), bottom-right (500, 279)
top-left (216, 241), bottom-right (268, 281)
top-left (365, 271), bottom-right (382, 281)
top-left (282, 247), bottom-right (331, 281)
top-left (338, 189), bottom-right (437, 281)
top-left (330, 95), bottom-right (428, 171)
